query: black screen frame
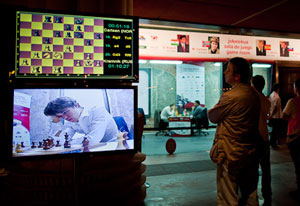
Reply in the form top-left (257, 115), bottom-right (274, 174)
top-left (7, 84), bottom-right (138, 161)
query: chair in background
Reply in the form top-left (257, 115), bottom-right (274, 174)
top-left (154, 109), bottom-right (168, 136)
top-left (193, 108), bottom-right (209, 136)
top-left (113, 116), bottom-right (132, 139)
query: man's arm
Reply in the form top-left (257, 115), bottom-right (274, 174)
top-left (281, 99), bottom-right (292, 120)
top-left (208, 94), bottom-right (231, 123)
top-left (85, 107), bottom-right (111, 144)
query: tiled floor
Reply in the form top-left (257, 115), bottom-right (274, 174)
top-left (142, 129), bottom-right (299, 206)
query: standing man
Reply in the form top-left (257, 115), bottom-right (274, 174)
top-left (208, 57), bottom-right (261, 206)
top-left (282, 78), bottom-right (300, 199)
top-left (251, 75), bottom-right (272, 206)
top-left (269, 83), bottom-right (282, 148)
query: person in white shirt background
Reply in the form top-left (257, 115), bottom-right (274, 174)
top-left (160, 103), bottom-right (176, 123)
top-left (269, 83), bottom-right (282, 148)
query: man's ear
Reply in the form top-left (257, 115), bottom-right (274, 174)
top-left (234, 74), bottom-right (240, 82)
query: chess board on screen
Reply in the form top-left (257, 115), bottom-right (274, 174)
top-left (15, 11), bottom-right (138, 81)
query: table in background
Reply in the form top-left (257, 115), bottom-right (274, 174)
top-left (168, 117), bottom-right (191, 137)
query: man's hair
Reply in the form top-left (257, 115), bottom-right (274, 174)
top-left (229, 57), bottom-right (251, 84)
top-left (195, 100), bottom-right (200, 105)
top-left (210, 37), bottom-right (219, 44)
top-left (272, 83), bottom-right (280, 92)
top-left (169, 103), bottom-right (175, 107)
top-left (44, 97), bottom-right (77, 116)
top-left (251, 75), bottom-right (265, 92)
top-left (294, 78), bottom-right (300, 92)
top-left (179, 35), bottom-right (186, 39)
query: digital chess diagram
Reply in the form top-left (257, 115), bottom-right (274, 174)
top-left (17, 12), bottom-right (104, 77)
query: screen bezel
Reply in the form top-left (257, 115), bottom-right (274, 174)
top-left (8, 85), bottom-right (138, 161)
top-left (12, 8), bottom-right (139, 82)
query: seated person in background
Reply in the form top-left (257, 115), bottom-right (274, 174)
top-left (44, 97), bottom-right (118, 145)
top-left (161, 103), bottom-right (176, 123)
top-left (191, 100), bottom-right (203, 120)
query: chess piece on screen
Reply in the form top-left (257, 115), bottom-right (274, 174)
top-left (34, 30), bottom-right (40, 36)
top-left (21, 142), bottom-right (25, 148)
top-left (43, 139), bottom-right (50, 150)
top-left (55, 17), bottom-right (62, 23)
top-left (55, 32), bottom-right (61, 37)
top-left (116, 131), bottom-right (130, 150)
top-left (31, 142), bottom-right (37, 149)
top-left (96, 34), bottom-right (101, 39)
top-left (44, 38), bottom-right (51, 44)
top-left (82, 137), bottom-right (90, 152)
top-left (76, 60), bottom-right (81, 67)
top-left (64, 133), bottom-right (71, 148)
top-left (75, 32), bottom-right (83, 38)
top-left (76, 26), bottom-right (82, 31)
top-left (16, 143), bottom-right (24, 153)
top-left (33, 52), bottom-right (40, 58)
top-left (38, 141), bottom-right (43, 148)
top-left (44, 16), bottom-right (52, 23)
top-left (75, 18), bottom-right (83, 24)
top-left (66, 32), bottom-right (72, 38)
top-left (55, 140), bottom-right (61, 147)
top-left (66, 25), bottom-right (72, 31)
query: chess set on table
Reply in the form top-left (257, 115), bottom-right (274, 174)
top-left (13, 133), bottom-right (108, 157)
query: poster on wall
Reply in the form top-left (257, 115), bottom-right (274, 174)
top-left (176, 64), bottom-right (205, 113)
top-left (13, 92), bottom-right (32, 146)
top-left (139, 28), bottom-right (300, 61)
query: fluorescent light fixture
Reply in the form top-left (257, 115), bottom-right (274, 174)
top-left (214, 62), bottom-right (221, 66)
top-left (149, 60), bottom-right (183, 64)
top-left (252, 63), bottom-right (272, 68)
top-left (139, 60), bottom-right (147, 64)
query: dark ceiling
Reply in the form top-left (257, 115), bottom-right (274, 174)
top-left (1, 0), bottom-right (300, 35)
top-left (133, 0), bottom-right (300, 35)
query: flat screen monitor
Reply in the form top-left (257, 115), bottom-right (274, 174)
top-left (15, 10), bottom-right (138, 81)
top-left (11, 86), bottom-right (137, 158)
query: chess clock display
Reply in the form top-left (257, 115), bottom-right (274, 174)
top-left (15, 11), bottom-right (138, 81)
top-left (10, 86), bottom-right (137, 158)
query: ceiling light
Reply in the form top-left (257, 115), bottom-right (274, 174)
top-left (149, 60), bottom-right (183, 64)
top-left (252, 63), bottom-right (272, 68)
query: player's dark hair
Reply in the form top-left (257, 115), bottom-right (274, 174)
top-left (195, 100), bottom-right (200, 105)
top-left (294, 78), bottom-right (300, 93)
top-left (170, 103), bottom-right (175, 107)
top-left (179, 35), bottom-right (186, 39)
top-left (44, 97), bottom-right (77, 116)
top-left (229, 57), bottom-right (251, 84)
top-left (251, 75), bottom-right (265, 92)
top-left (272, 83), bottom-right (280, 92)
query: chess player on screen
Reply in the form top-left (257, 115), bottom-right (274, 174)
top-left (44, 97), bottom-right (118, 145)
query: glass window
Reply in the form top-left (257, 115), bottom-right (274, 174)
top-left (138, 60), bottom-right (222, 128)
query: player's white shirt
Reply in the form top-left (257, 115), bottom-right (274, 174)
top-left (161, 106), bottom-right (175, 121)
top-left (51, 107), bottom-right (118, 145)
